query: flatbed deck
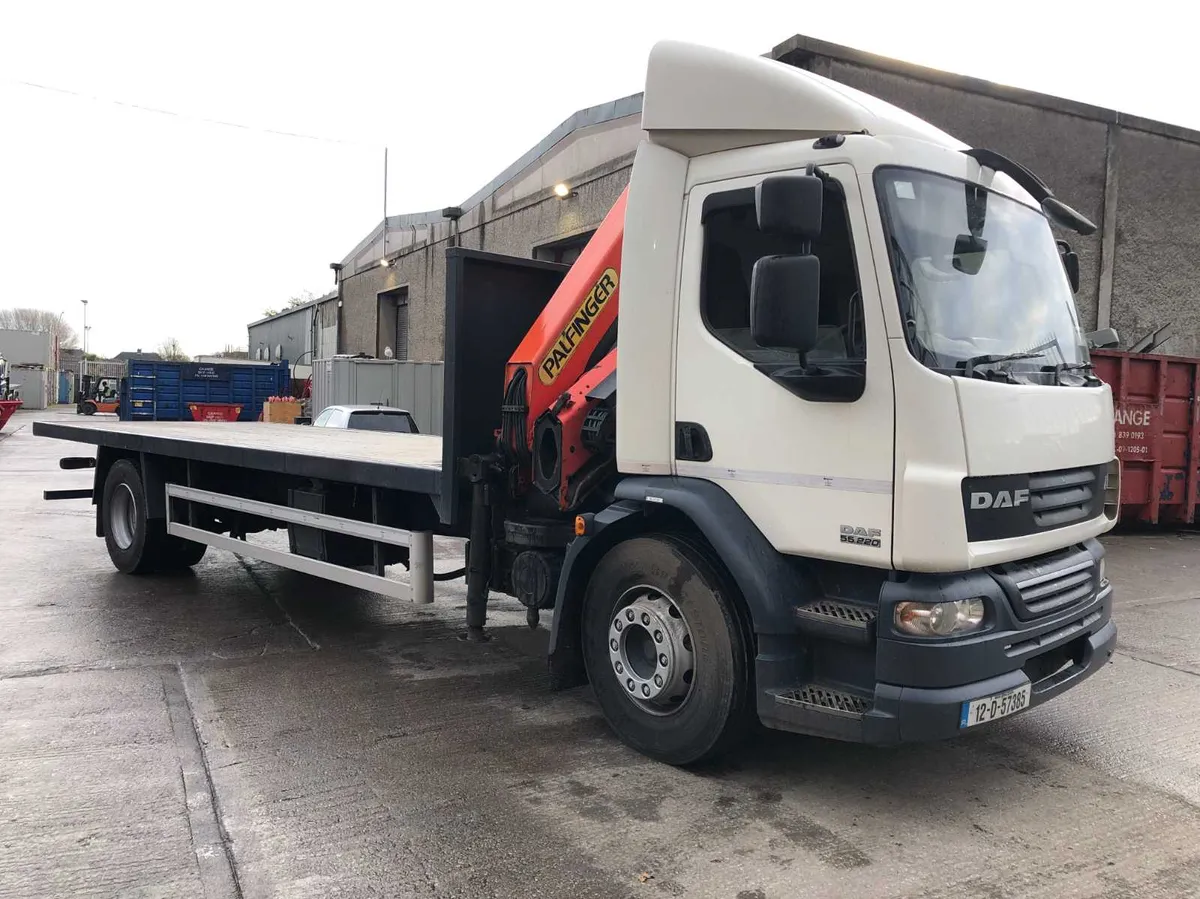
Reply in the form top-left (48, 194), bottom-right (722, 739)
top-left (32, 419), bottom-right (444, 494)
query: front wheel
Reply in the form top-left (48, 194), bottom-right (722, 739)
top-left (82, 401), bottom-right (96, 416)
top-left (581, 535), bottom-right (753, 765)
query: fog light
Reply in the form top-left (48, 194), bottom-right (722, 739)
top-left (1098, 557), bottom-right (1107, 586)
top-left (895, 598), bottom-right (985, 637)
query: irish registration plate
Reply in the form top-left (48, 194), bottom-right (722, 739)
top-left (959, 684), bottom-right (1031, 728)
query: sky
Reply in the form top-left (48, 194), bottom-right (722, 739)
top-left (0, 0), bottom-right (1191, 358)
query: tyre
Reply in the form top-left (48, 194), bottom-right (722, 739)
top-left (82, 401), bottom-right (96, 416)
top-left (581, 535), bottom-right (753, 765)
top-left (160, 537), bottom-right (208, 570)
top-left (101, 459), bottom-right (162, 574)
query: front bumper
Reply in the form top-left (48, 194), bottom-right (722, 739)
top-left (757, 540), bottom-right (1116, 743)
top-left (870, 599), bottom-right (1115, 743)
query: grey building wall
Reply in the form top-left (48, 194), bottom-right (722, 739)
top-left (247, 303), bottom-right (316, 367)
top-left (1109, 130), bottom-right (1200, 356)
top-left (0, 328), bottom-right (56, 409)
top-left (773, 34), bottom-right (1200, 355)
top-left (339, 155), bottom-right (632, 361)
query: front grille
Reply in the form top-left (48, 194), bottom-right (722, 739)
top-left (1028, 466), bottom-right (1098, 529)
top-left (992, 545), bottom-right (1097, 621)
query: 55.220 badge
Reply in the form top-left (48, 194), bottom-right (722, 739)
top-left (840, 524), bottom-right (882, 548)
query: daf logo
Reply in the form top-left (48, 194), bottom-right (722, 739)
top-left (840, 524), bottom-right (882, 547)
top-left (970, 489), bottom-right (1030, 510)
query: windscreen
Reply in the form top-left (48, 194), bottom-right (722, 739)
top-left (347, 410), bottom-right (415, 433)
top-left (876, 167), bottom-right (1089, 379)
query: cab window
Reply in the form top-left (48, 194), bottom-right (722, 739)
top-left (700, 180), bottom-right (864, 364)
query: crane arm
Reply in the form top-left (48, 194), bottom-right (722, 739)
top-left (499, 187), bottom-right (628, 509)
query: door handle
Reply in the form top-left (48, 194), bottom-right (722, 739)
top-left (675, 421), bottom-right (713, 462)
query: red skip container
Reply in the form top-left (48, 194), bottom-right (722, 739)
top-left (1092, 349), bottom-right (1200, 525)
top-left (187, 403), bottom-right (243, 423)
top-left (0, 399), bottom-right (21, 432)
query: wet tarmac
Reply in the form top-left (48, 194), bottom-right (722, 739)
top-left (4, 408), bottom-right (1200, 898)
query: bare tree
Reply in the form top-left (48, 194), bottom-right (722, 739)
top-left (261, 289), bottom-right (320, 319)
top-left (210, 344), bottom-right (249, 359)
top-left (0, 308), bottom-right (79, 347)
top-left (158, 338), bottom-right (189, 361)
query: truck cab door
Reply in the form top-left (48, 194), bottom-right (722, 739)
top-left (673, 163), bottom-right (895, 564)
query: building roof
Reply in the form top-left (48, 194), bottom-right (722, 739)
top-left (248, 291), bottom-right (336, 329)
top-left (338, 93), bottom-right (644, 270)
top-left (770, 33), bottom-right (1200, 145)
top-left (112, 350), bottom-right (163, 362)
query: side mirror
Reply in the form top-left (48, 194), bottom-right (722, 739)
top-left (1056, 240), bottom-right (1080, 294)
top-left (755, 175), bottom-right (822, 238)
top-left (750, 255), bottom-right (820, 354)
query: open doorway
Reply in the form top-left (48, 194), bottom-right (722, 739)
top-left (377, 287), bottom-right (409, 360)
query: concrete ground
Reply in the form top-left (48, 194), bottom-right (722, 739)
top-left (3, 407), bottom-right (1200, 899)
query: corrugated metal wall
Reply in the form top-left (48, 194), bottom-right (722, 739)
top-left (311, 359), bottom-right (444, 435)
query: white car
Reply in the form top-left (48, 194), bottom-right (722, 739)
top-left (311, 404), bottom-right (419, 434)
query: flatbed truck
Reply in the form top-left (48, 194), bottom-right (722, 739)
top-left (35, 41), bottom-right (1119, 765)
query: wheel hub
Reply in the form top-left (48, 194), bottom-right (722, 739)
top-left (608, 591), bottom-right (694, 711)
top-left (110, 483), bottom-right (137, 551)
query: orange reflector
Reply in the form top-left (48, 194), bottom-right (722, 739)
top-left (575, 515), bottom-right (586, 536)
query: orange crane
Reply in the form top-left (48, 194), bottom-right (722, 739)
top-left (499, 188), bottom-right (626, 512)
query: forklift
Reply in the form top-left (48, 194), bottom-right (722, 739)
top-left (77, 374), bottom-right (121, 415)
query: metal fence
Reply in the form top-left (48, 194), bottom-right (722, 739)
top-left (81, 361), bottom-right (127, 380)
top-left (311, 359), bottom-right (444, 435)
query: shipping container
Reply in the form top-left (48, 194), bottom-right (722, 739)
top-left (119, 360), bottom-right (290, 422)
top-left (1092, 349), bottom-right (1200, 525)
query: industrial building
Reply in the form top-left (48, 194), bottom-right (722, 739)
top-left (0, 328), bottom-right (59, 409)
top-left (252, 32), bottom-right (1200, 362)
top-left (246, 291), bottom-right (334, 380)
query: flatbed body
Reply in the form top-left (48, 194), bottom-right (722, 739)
top-left (32, 419), bottom-right (444, 495)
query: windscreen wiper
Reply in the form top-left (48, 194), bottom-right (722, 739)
top-left (1042, 361), bottom-right (1100, 386)
top-left (956, 352), bottom-right (1043, 379)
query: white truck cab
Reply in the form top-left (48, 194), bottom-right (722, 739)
top-left (600, 41), bottom-right (1117, 751)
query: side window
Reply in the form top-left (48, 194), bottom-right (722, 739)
top-left (700, 181), bottom-right (864, 364)
top-left (313, 408), bottom-right (334, 427)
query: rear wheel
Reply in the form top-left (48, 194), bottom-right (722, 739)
top-left (581, 535), bottom-right (753, 765)
top-left (102, 460), bottom-right (161, 573)
top-left (160, 537), bottom-right (207, 570)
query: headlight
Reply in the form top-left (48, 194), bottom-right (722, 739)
top-left (894, 598), bottom-right (985, 637)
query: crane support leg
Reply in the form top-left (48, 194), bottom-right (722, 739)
top-left (464, 455), bottom-right (497, 642)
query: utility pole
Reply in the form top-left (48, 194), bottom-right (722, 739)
top-left (80, 299), bottom-right (89, 380)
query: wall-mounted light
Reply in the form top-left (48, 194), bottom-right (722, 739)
top-left (378, 257), bottom-right (392, 268)
top-left (553, 182), bottom-right (576, 199)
